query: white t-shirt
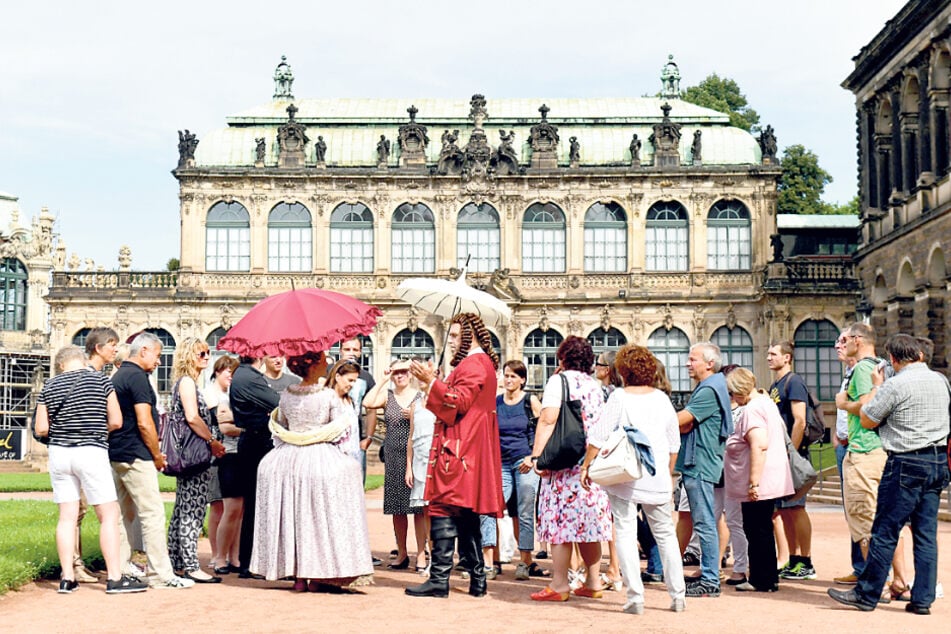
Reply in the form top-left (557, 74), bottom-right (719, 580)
top-left (588, 389), bottom-right (680, 505)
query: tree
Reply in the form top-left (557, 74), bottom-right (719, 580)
top-left (777, 145), bottom-right (836, 214)
top-left (166, 258), bottom-right (180, 271)
top-left (827, 195), bottom-right (860, 216)
top-left (681, 74), bottom-right (760, 132)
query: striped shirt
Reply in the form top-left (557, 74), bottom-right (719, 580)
top-left (861, 362), bottom-right (950, 453)
top-left (38, 369), bottom-right (114, 449)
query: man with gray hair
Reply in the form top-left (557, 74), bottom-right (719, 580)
top-left (829, 334), bottom-right (950, 615)
top-left (675, 342), bottom-right (733, 598)
top-left (109, 332), bottom-right (193, 589)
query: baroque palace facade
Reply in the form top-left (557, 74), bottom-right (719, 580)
top-left (843, 0), bottom-right (951, 374)
top-left (42, 57), bottom-right (858, 414)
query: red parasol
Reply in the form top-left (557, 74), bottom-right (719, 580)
top-left (216, 288), bottom-right (382, 358)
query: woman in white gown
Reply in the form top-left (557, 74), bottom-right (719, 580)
top-left (250, 353), bottom-right (373, 592)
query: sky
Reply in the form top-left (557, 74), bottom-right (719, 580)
top-left (0, 0), bottom-right (907, 270)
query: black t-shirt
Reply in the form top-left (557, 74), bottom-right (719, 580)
top-left (768, 372), bottom-right (809, 437)
top-left (109, 361), bottom-right (160, 463)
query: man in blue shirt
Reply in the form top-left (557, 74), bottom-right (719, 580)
top-left (676, 342), bottom-right (732, 598)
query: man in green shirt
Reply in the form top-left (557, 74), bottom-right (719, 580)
top-left (834, 323), bottom-right (885, 561)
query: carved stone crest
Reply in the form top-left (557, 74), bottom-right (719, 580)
top-left (726, 304), bottom-right (737, 330)
top-left (662, 303), bottom-right (674, 331)
top-left (600, 305), bottom-right (611, 331)
top-left (538, 306), bottom-right (550, 332)
top-left (276, 104), bottom-right (308, 168)
top-left (398, 105), bottom-right (429, 168)
top-left (492, 130), bottom-right (520, 175)
top-left (567, 307), bottom-right (583, 336)
top-left (649, 103), bottom-right (681, 167)
top-left (529, 104), bottom-right (560, 169)
top-left (437, 129), bottom-right (464, 175)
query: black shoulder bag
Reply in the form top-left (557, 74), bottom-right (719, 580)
top-left (536, 374), bottom-right (587, 471)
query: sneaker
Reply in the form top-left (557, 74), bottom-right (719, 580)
top-left (622, 600), bottom-right (644, 615)
top-left (58, 579), bottom-right (79, 594)
top-left (670, 598), bottom-right (686, 612)
top-left (641, 571), bottom-right (664, 584)
top-left (106, 575), bottom-right (149, 594)
top-left (151, 575), bottom-right (195, 589)
top-left (781, 562), bottom-right (817, 580)
top-left (485, 566), bottom-right (498, 581)
top-left (514, 562), bottom-right (530, 581)
top-left (684, 581), bottom-right (720, 598)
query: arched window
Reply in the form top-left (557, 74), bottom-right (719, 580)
top-left (145, 328), bottom-right (176, 393)
top-left (392, 203), bottom-right (435, 273)
top-left (711, 326), bottom-right (754, 369)
top-left (391, 329), bottom-right (435, 362)
top-left (206, 201), bottom-right (250, 271)
top-left (793, 319), bottom-right (840, 400)
top-left (0, 258), bottom-right (28, 330)
top-left (707, 200), bottom-right (751, 270)
top-left (646, 202), bottom-right (688, 271)
top-left (584, 202), bottom-right (627, 272)
top-left (457, 203), bottom-right (500, 273)
top-left (522, 203), bottom-right (566, 273)
top-left (647, 327), bottom-right (690, 392)
top-left (330, 203), bottom-right (374, 272)
top-left (267, 202), bottom-right (312, 272)
top-left (71, 327), bottom-right (92, 349)
top-left (523, 328), bottom-right (564, 391)
top-left (586, 327), bottom-right (628, 356)
top-left (328, 334), bottom-right (374, 373)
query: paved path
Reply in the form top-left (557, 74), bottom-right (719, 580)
top-left (1, 488), bottom-right (949, 633)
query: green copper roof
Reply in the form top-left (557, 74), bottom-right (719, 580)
top-left (194, 97), bottom-right (761, 168)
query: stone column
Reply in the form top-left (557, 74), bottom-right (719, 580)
top-left (917, 63), bottom-right (933, 176)
top-left (890, 89), bottom-right (904, 194)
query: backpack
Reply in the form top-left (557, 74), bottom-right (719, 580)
top-left (781, 374), bottom-right (826, 449)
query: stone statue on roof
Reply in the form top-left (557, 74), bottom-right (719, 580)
top-left (315, 136), bottom-right (327, 163)
top-left (661, 54), bottom-right (681, 99)
top-left (629, 133), bottom-right (642, 165)
top-left (569, 136), bottom-right (581, 165)
top-left (437, 130), bottom-right (463, 175)
top-left (177, 130), bottom-right (199, 167)
top-left (691, 130), bottom-right (702, 164)
top-left (254, 137), bottom-right (266, 163)
top-left (273, 55), bottom-right (294, 100)
top-left (492, 130), bottom-right (520, 175)
top-left (377, 135), bottom-right (391, 165)
top-left (758, 125), bottom-right (778, 163)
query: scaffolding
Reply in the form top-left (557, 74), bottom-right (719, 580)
top-left (0, 352), bottom-right (50, 430)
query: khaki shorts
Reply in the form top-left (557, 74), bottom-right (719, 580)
top-left (843, 448), bottom-right (887, 542)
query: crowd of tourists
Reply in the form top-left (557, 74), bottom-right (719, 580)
top-left (36, 317), bottom-right (949, 617)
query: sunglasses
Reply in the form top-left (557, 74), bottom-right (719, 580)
top-left (595, 362), bottom-right (610, 367)
top-left (199, 351), bottom-right (210, 359)
top-left (391, 369), bottom-right (410, 375)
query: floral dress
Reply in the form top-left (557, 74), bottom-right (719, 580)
top-left (536, 370), bottom-right (613, 544)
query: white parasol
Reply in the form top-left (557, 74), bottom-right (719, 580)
top-left (396, 267), bottom-right (512, 329)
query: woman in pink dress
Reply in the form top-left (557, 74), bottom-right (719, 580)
top-left (250, 354), bottom-right (373, 592)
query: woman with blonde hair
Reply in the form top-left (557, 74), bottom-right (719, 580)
top-left (723, 367), bottom-right (793, 592)
top-left (166, 337), bottom-right (227, 583)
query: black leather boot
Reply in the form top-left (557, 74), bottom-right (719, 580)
top-left (457, 511), bottom-right (486, 597)
top-left (405, 517), bottom-right (456, 598)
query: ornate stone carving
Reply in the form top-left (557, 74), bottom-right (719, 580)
top-left (398, 105), bottom-right (429, 168)
top-left (118, 245), bottom-right (132, 270)
top-left (538, 305), bottom-right (550, 332)
top-left (463, 129), bottom-right (493, 176)
top-left (177, 130), bottom-right (198, 168)
top-left (691, 130), bottom-right (702, 165)
top-left (220, 304), bottom-right (235, 330)
top-left (276, 104), bottom-right (308, 168)
top-left (376, 135), bottom-right (391, 167)
top-left (600, 305), bottom-right (611, 331)
top-left (314, 136), bottom-right (327, 166)
top-left (649, 103), bottom-right (681, 167)
top-left (492, 130), bottom-right (520, 175)
top-left (569, 276), bottom-right (580, 289)
top-left (662, 303), bottom-right (674, 331)
top-left (437, 129), bottom-right (464, 175)
top-left (569, 136), bottom-right (581, 168)
top-left (273, 55), bottom-right (294, 100)
top-left (407, 306), bottom-right (419, 332)
top-left (692, 306), bottom-right (706, 339)
top-left (567, 307), bottom-right (583, 335)
top-left (757, 125), bottom-right (778, 164)
top-left (254, 137), bottom-right (266, 165)
top-left (726, 304), bottom-right (737, 330)
top-left (487, 268), bottom-right (522, 302)
top-left (529, 104), bottom-right (560, 169)
top-left (469, 94), bottom-right (488, 125)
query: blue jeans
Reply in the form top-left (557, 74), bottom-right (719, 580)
top-left (480, 460), bottom-right (539, 551)
top-left (836, 442), bottom-right (865, 576)
top-left (681, 474), bottom-right (719, 585)
top-left (855, 450), bottom-right (950, 608)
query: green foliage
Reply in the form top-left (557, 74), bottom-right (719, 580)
top-left (825, 195), bottom-right (860, 216)
top-left (778, 145), bottom-right (835, 214)
top-left (365, 474), bottom-right (384, 491)
top-left (681, 74), bottom-right (760, 132)
top-left (0, 501), bottom-right (84, 594)
top-left (0, 472), bottom-right (177, 493)
top-left (166, 257), bottom-right (181, 271)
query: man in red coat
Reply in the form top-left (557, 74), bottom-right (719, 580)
top-left (406, 312), bottom-right (504, 598)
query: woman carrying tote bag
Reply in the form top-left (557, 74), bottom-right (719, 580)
top-left (581, 345), bottom-right (685, 615)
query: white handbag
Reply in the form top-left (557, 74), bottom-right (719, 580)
top-left (588, 425), bottom-right (643, 486)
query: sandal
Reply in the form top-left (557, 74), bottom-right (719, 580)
top-left (527, 562), bottom-right (551, 578)
top-left (531, 586), bottom-right (569, 602)
top-left (573, 586), bottom-right (604, 599)
top-left (600, 572), bottom-right (622, 592)
top-left (889, 582), bottom-right (911, 602)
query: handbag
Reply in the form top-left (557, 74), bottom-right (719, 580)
top-left (782, 428), bottom-right (818, 502)
top-left (588, 426), bottom-right (643, 486)
top-left (536, 374), bottom-right (587, 471)
top-left (161, 380), bottom-right (212, 478)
